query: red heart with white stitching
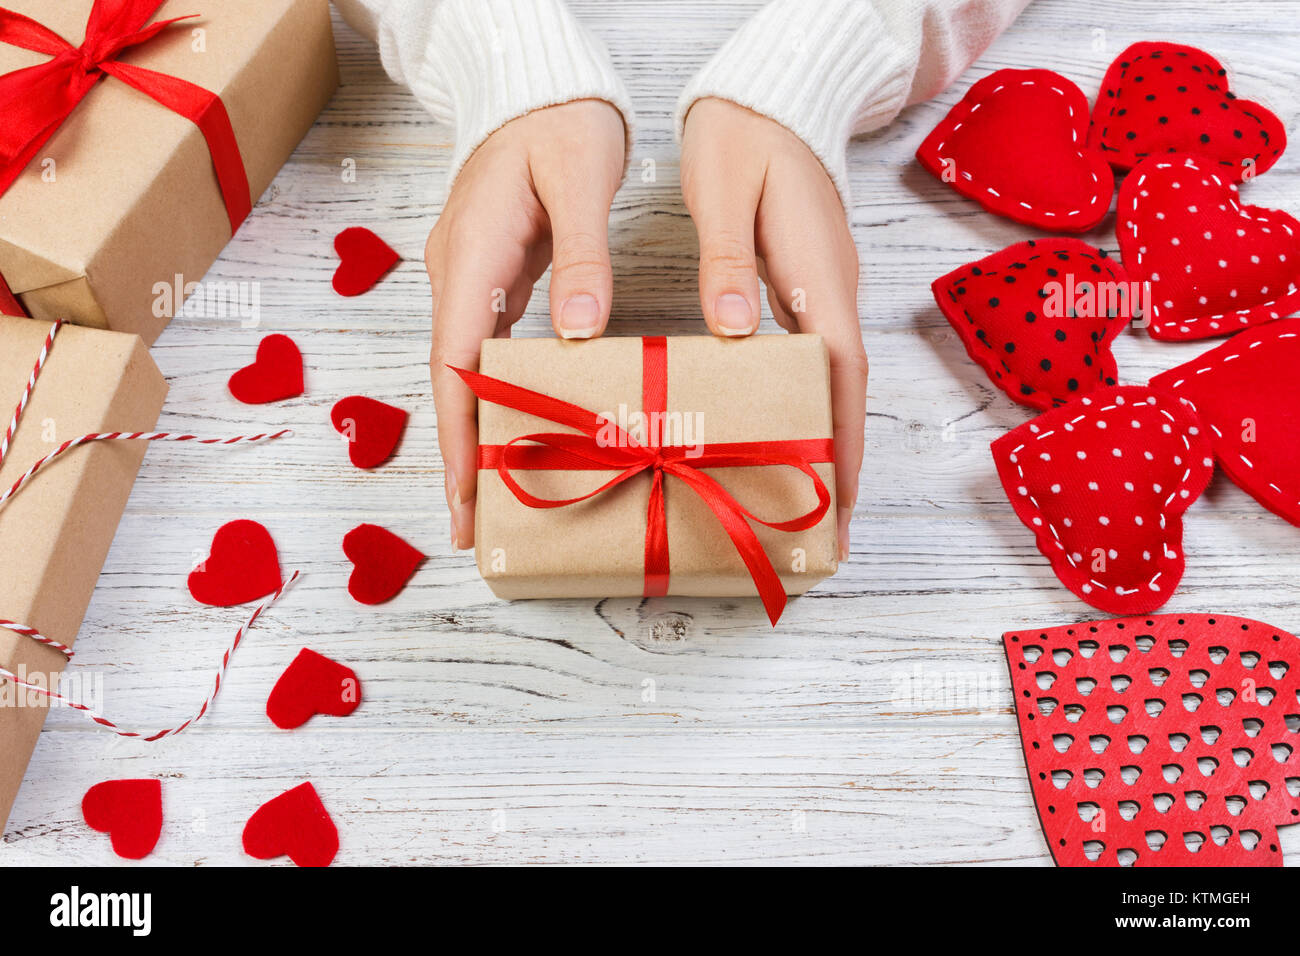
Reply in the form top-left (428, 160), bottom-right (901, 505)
top-left (1090, 42), bottom-right (1287, 183)
top-left (1004, 613), bottom-right (1300, 866)
top-left (1151, 318), bottom-right (1300, 525)
top-left (991, 385), bottom-right (1215, 615)
top-left (933, 238), bottom-right (1134, 410)
top-left (917, 68), bottom-right (1114, 232)
top-left (1118, 154), bottom-right (1300, 340)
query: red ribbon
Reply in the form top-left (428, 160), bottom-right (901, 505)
top-left (452, 336), bottom-right (835, 625)
top-left (0, 0), bottom-right (251, 234)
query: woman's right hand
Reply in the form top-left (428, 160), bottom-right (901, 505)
top-left (426, 98), bottom-right (626, 551)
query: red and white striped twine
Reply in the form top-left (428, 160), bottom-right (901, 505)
top-left (0, 320), bottom-right (298, 738)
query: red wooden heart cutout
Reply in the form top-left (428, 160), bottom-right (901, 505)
top-left (242, 781), bottom-right (337, 867)
top-left (917, 68), bottom-right (1114, 232)
top-left (267, 648), bottom-right (362, 729)
top-left (343, 523), bottom-right (424, 605)
top-left (1090, 42), bottom-right (1287, 183)
top-left (228, 333), bottom-right (304, 404)
top-left (1118, 154), bottom-right (1300, 340)
top-left (332, 227), bottom-right (399, 297)
top-left (1005, 614), bottom-right (1300, 866)
top-left (991, 385), bottom-right (1215, 615)
top-left (187, 520), bottom-right (283, 607)
top-left (1152, 318), bottom-right (1300, 525)
top-left (82, 779), bottom-right (162, 860)
top-left (331, 395), bottom-right (408, 469)
top-left (933, 238), bottom-right (1134, 410)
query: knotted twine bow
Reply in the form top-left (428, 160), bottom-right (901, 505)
top-left (0, 320), bottom-right (294, 739)
top-left (0, 0), bottom-right (252, 316)
top-left (453, 336), bottom-right (835, 625)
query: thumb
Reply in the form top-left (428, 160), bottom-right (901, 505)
top-left (687, 170), bottom-right (762, 337)
top-left (542, 190), bottom-right (615, 341)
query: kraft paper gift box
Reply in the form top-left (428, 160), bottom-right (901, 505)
top-left (0, 0), bottom-right (338, 344)
top-left (0, 316), bottom-right (167, 830)
top-left (469, 334), bottom-right (840, 619)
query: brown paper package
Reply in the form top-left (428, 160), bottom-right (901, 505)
top-left (0, 316), bottom-right (167, 831)
top-left (0, 0), bottom-right (338, 344)
top-left (475, 334), bottom-right (839, 601)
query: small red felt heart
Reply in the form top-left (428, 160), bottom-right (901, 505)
top-left (992, 385), bottom-right (1215, 615)
top-left (343, 523), bottom-right (424, 605)
top-left (332, 227), bottom-right (399, 297)
top-left (917, 68), bottom-right (1114, 232)
top-left (933, 238), bottom-right (1134, 410)
top-left (228, 334), bottom-right (304, 404)
top-left (187, 520), bottom-right (283, 607)
top-left (331, 395), bottom-right (408, 469)
top-left (82, 779), bottom-right (162, 860)
top-left (1005, 614), bottom-right (1300, 866)
top-left (267, 648), bottom-right (362, 729)
top-left (1152, 319), bottom-right (1300, 525)
top-left (242, 781), bottom-right (337, 867)
top-left (1090, 42), bottom-right (1287, 183)
top-left (1118, 154), bottom-right (1300, 340)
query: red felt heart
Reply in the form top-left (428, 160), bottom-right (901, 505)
top-left (991, 385), bottom-right (1215, 615)
top-left (242, 781), bottom-right (337, 867)
top-left (1004, 614), bottom-right (1300, 866)
top-left (917, 68), bottom-right (1114, 232)
top-left (332, 227), bottom-right (399, 297)
top-left (228, 333), bottom-right (304, 404)
top-left (1090, 42), bottom-right (1287, 183)
top-left (1151, 319), bottom-right (1300, 525)
top-left (933, 238), bottom-right (1135, 410)
top-left (343, 523), bottom-right (424, 605)
top-left (330, 395), bottom-right (408, 469)
top-left (187, 520), bottom-right (283, 607)
top-left (1118, 154), bottom-right (1300, 340)
top-left (266, 648), bottom-right (362, 729)
top-left (82, 779), bottom-right (162, 860)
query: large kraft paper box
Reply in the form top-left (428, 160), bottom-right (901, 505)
top-left (0, 316), bottom-right (167, 831)
top-left (475, 334), bottom-right (839, 600)
top-left (0, 0), bottom-right (338, 344)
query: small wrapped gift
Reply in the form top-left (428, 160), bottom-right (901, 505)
top-left (458, 334), bottom-right (840, 624)
top-left (0, 0), bottom-right (337, 343)
top-left (0, 316), bottom-right (167, 830)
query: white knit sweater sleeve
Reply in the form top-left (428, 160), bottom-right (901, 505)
top-left (332, 0), bottom-right (633, 184)
top-left (677, 0), bottom-right (1032, 208)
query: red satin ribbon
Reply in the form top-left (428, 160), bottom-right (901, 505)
top-left (452, 336), bottom-right (835, 625)
top-left (0, 0), bottom-right (251, 234)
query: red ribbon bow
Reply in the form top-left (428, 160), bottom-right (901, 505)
top-left (452, 336), bottom-right (835, 625)
top-left (0, 0), bottom-right (250, 232)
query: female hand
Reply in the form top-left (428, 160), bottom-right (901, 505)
top-left (680, 97), bottom-right (868, 560)
top-left (427, 99), bottom-right (626, 551)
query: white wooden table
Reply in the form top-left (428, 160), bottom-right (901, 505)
top-left (6, 0), bottom-right (1300, 866)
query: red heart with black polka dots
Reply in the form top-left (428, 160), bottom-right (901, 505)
top-left (933, 238), bottom-right (1135, 410)
top-left (1090, 42), bottom-right (1286, 183)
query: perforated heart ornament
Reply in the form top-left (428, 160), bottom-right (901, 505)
top-left (1005, 614), bottom-right (1300, 867)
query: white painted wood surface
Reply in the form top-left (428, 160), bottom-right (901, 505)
top-left (5, 0), bottom-right (1300, 866)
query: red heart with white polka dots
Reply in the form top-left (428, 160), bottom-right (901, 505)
top-left (991, 385), bottom-right (1216, 615)
top-left (1118, 154), bottom-right (1300, 341)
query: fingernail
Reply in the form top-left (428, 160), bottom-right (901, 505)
top-left (559, 294), bottom-right (601, 339)
top-left (714, 294), bottom-right (756, 336)
top-left (837, 505), bottom-right (852, 562)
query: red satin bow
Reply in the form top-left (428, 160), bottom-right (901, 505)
top-left (0, 0), bottom-right (250, 232)
top-left (452, 336), bottom-right (835, 625)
